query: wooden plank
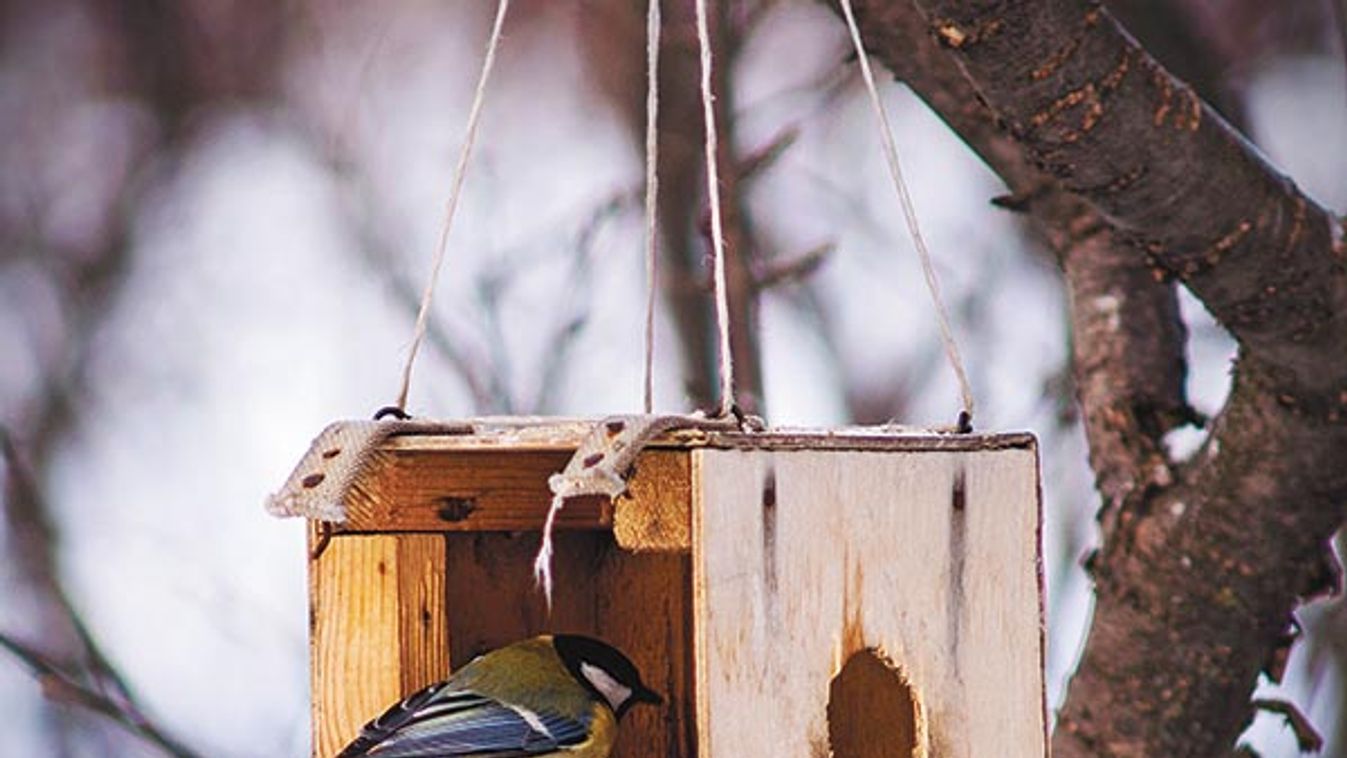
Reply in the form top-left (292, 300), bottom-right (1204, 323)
top-left (335, 429), bottom-right (1031, 534)
top-left (345, 449), bottom-right (610, 532)
top-left (341, 448), bottom-right (689, 534)
top-left (700, 429), bottom-right (1037, 453)
top-left (692, 447), bottom-right (1045, 757)
top-left (310, 532), bottom-right (448, 757)
top-left (385, 426), bottom-right (1037, 454)
top-left (396, 536), bottom-right (450, 693)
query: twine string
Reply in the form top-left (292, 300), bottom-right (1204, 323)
top-left (694, 0), bottom-right (737, 418)
top-left (838, 0), bottom-right (976, 426)
top-left (394, 0), bottom-right (511, 412)
top-left (642, 0), bottom-right (662, 414)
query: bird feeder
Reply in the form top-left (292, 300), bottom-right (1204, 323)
top-left (271, 416), bottom-right (1047, 757)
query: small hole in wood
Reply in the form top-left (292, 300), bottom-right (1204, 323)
top-left (828, 649), bottom-right (920, 758)
top-left (302, 473), bottom-right (325, 488)
top-left (582, 452), bottom-right (605, 468)
top-left (605, 419), bottom-right (625, 436)
top-left (436, 497), bottom-right (478, 522)
top-left (321, 448), bottom-right (341, 459)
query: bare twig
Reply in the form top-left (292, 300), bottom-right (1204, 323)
top-left (0, 633), bottom-right (201, 758)
top-left (2, 428), bottom-right (199, 758)
top-left (736, 126), bottom-right (799, 185)
top-left (754, 243), bottom-right (833, 290)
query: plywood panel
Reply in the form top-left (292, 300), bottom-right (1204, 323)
top-left (692, 448), bottom-right (1045, 757)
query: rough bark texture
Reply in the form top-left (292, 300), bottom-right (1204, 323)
top-left (830, 0), bottom-right (1347, 755)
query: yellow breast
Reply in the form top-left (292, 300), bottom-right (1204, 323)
top-left (553, 701), bottom-right (617, 758)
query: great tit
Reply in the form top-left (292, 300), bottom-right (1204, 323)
top-left (336, 634), bottom-right (662, 757)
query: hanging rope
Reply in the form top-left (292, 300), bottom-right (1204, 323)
top-left (694, 0), bottom-right (737, 419)
top-left (838, 0), bottom-right (976, 429)
top-left (394, 0), bottom-right (511, 412)
top-left (642, 0), bottom-right (661, 414)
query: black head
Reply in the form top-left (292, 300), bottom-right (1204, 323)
top-left (552, 634), bottom-right (663, 718)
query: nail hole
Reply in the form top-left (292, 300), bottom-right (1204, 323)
top-left (302, 473), bottom-right (325, 488)
top-left (321, 448), bottom-right (341, 459)
top-left (437, 497), bottom-right (477, 522)
top-left (583, 452), bottom-right (605, 468)
top-left (952, 469), bottom-right (966, 512)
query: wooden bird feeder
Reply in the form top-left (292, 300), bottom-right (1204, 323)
top-left (273, 417), bottom-right (1047, 757)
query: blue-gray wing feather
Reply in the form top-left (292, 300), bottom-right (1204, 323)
top-left (338, 683), bottom-right (589, 757)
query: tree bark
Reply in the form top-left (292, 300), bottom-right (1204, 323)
top-left (827, 0), bottom-right (1347, 755)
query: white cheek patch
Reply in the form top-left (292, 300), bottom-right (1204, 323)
top-left (580, 662), bottom-right (633, 712)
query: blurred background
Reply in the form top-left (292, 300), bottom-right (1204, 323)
top-left (0, 1), bottom-right (1343, 755)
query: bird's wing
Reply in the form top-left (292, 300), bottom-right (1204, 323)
top-left (337, 683), bottom-right (590, 757)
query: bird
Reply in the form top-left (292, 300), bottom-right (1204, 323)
top-left (336, 634), bottom-right (662, 757)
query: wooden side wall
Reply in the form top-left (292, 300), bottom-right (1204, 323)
top-left (691, 447), bottom-right (1045, 757)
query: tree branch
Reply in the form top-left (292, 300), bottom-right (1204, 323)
top-left (0, 632), bottom-right (200, 758)
top-left (917, 0), bottom-right (1347, 399)
top-left (2, 428), bottom-right (199, 758)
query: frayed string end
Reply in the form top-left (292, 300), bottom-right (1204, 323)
top-left (532, 492), bottom-right (566, 611)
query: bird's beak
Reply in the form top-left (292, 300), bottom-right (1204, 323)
top-left (634, 686), bottom-right (663, 706)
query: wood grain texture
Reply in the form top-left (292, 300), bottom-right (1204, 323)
top-left (596, 549), bottom-right (695, 758)
top-left (334, 430), bottom-right (1032, 536)
top-left (340, 448), bottom-right (691, 534)
top-left (345, 449), bottom-right (611, 532)
top-left (613, 450), bottom-right (692, 552)
top-left (692, 447), bottom-right (1045, 757)
top-left (310, 532), bottom-right (447, 758)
